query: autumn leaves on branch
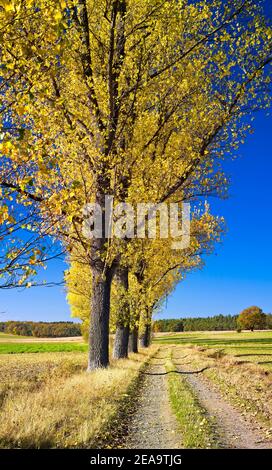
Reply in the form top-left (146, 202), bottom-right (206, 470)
top-left (0, 0), bottom-right (271, 368)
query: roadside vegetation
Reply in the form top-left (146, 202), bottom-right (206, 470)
top-left (0, 347), bottom-right (157, 448)
top-left (205, 358), bottom-right (272, 431)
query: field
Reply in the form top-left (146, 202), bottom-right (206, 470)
top-left (0, 330), bottom-right (271, 449)
top-left (0, 332), bottom-right (86, 354)
top-left (0, 333), bottom-right (83, 343)
top-left (155, 330), bottom-right (272, 370)
top-left (0, 334), bottom-right (157, 448)
top-left (0, 342), bottom-right (88, 354)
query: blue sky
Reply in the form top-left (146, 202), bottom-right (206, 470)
top-left (160, 111), bottom-right (272, 319)
top-left (1, 111), bottom-right (271, 322)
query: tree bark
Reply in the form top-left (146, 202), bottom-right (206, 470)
top-left (128, 327), bottom-right (138, 353)
top-left (113, 323), bottom-right (130, 359)
top-left (87, 186), bottom-right (115, 370)
top-left (87, 264), bottom-right (113, 370)
top-left (113, 266), bottom-right (130, 359)
top-left (139, 323), bottom-right (151, 348)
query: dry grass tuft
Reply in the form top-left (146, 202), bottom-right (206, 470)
top-left (205, 349), bottom-right (225, 359)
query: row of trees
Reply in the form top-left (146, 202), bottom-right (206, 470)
top-left (0, 321), bottom-right (81, 337)
top-left (0, 1), bottom-right (271, 368)
top-left (153, 309), bottom-right (272, 332)
top-left (153, 315), bottom-right (238, 332)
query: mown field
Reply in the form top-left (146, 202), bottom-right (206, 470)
top-left (155, 330), bottom-right (272, 370)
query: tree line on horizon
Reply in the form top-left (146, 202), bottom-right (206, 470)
top-left (154, 309), bottom-right (272, 332)
top-left (153, 315), bottom-right (238, 332)
top-left (0, 1), bottom-right (271, 369)
top-left (1, 307), bottom-right (271, 338)
top-left (0, 321), bottom-right (81, 338)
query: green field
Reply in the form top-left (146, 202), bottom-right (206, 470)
top-left (1, 330), bottom-right (272, 363)
top-left (0, 331), bottom-right (86, 353)
top-left (0, 342), bottom-right (87, 354)
top-left (155, 330), bottom-right (272, 368)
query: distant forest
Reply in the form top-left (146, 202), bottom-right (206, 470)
top-left (0, 321), bottom-right (81, 337)
top-left (153, 314), bottom-right (272, 332)
top-left (1, 314), bottom-right (272, 338)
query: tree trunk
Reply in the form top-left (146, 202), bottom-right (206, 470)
top-left (113, 324), bottom-right (130, 359)
top-left (87, 265), bottom-right (113, 370)
top-left (139, 323), bottom-right (151, 348)
top-left (128, 327), bottom-right (138, 353)
top-left (113, 266), bottom-right (130, 359)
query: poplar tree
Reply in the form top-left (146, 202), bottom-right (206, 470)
top-left (0, 0), bottom-right (271, 368)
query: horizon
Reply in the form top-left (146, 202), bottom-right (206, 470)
top-left (2, 310), bottom-right (272, 324)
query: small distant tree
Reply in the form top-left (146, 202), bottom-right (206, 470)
top-left (237, 306), bottom-right (266, 331)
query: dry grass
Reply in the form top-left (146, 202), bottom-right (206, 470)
top-left (156, 331), bottom-right (272, 371)
top-left (0, 347), bottom-right (157, 448)
top-left (207, 356), bottom-right (272, 428)
top-left (172, 345), bottom-right (272, 431)
top-left (0, 352), bottom-right (87, 406)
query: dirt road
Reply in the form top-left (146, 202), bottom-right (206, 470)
top-left (123, 345), bottom-right (272, 449)
top-left (122, 349), bottom-right (181, 449)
